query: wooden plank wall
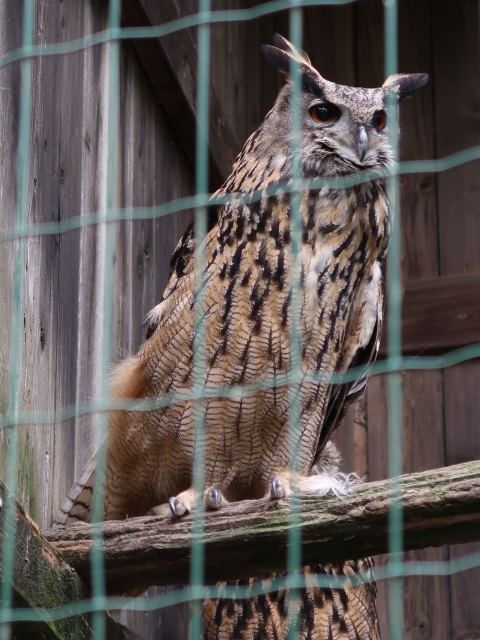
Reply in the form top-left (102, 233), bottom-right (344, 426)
top-left (353, 2), bottom-right (450, 637)
top-left (329, 1), bottom-right (480, 637)
top-left (0, 0), bottom-right (194, 528)
top-left (431, 3), bottom-right (480, 637)
top-left (1, 0), bottom-right (479, 638)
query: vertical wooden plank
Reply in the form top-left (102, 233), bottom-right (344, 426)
top-left (29, 0), bottom-right (112, 524)
top-left (0, 0), bottom-right (197, 524)
top-left (333, 398), bottom-right (369, 478)
top-left (0, 4), bottom-right (20, 438)
top-left (0, 0), bottom-right (29, 513)
top-left (432, 3), bottom-right (480, 637)
top-left (116, 42), bottom-right (195, 358)
top-left (304, 4), bottom-right (357, 87)
top-left (395, 3), bottom-right (451, 636)
top-left (105, 33), bottom-right (198, 640)
top-left (210, 0), bottom-right (263, 155)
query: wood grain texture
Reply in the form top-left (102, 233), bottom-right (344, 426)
top-left (432, 2), bottom-right (480, 638)
top-left (0, 5), bottom-right (194, 634)
top-left (380, 273), bottom-right (480, 354)
top-left (45, 460), bottom-right (480, 593)
top-left (355, 1), bottom-right (451, 638)
top-left (0, 0), bottom-right (194, 530)
top-left (122, 0), bottom-right (242, 181)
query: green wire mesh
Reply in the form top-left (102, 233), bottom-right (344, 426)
top-left (1, 1), bottom-right (480, 638)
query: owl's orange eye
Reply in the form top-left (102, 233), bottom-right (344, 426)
top-left (372, 110), bottom-right (386, 131)
top-left (309, 103), bottom-right (340, 124)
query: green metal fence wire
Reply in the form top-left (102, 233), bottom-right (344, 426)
top-left (286, 7), bottom-right (305, 639)
top-left (1, 1), bottom-right (480, 639)
top-left (1, 149), bottom-right (480, 244)
top-left (88, 1), bottom-right (122, 639)
top-left (190, 1), bottom-right (211, 636)
top-left (1, 345), bottom-right (480, 430)
top-left (383, 2), bottom-right (403, 638)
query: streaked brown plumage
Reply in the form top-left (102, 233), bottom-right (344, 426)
top-left (56, 34), bottom-right (427, 639)
top-left (203, 559), bottom-right (379, 640)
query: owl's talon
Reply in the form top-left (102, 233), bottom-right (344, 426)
top-left (205, 486), bottom-right (222, 510)
top-left (169, 496), bottom-right (188, 517)
top-left (270, 476), bottom-right (286, 499)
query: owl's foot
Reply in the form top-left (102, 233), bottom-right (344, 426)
top-left (268, 471), bottom-right (293, 500)
top-left (147, 485), bottom-right (229, 519)
top-left (268, 470), bottom-right (358, 501)
top-left (204, 485), bottom-right (229, 510)
top-left (270, 475), bottom-right (289, 499)
top-left (145, 488), bottom-right (199, 518)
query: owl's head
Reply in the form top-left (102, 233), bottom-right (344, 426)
top-left (262, 34), bottom-right (428, 177)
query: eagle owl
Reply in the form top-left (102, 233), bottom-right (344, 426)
top-left (56, 35), bottom-right (427, 639)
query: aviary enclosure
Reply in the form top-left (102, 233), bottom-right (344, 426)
top-left (0, 0), bottom-right (479, 638)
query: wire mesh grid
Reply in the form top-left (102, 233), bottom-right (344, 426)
top-left (1, 1), bottom-right (480, 638)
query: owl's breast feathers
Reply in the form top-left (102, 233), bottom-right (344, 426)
top-left (143, 172), bottom-right (388, 464)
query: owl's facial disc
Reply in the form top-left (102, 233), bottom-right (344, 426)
top-left (304, 95), bottom-right (390, 173)
top-left (262, 34), bottom-right (428, 178)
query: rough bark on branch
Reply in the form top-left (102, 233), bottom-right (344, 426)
top-left (44, 460), bottom-right (480, 594)
top-left (0, 484), bottom-right (134, 639)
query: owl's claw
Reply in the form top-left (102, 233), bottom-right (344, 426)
top-left (205, 486), bottom-right (223, 510)
top-left (270, 476), bottom-right (287, 499)
top-left (169, 496), bottom-right (188, 517)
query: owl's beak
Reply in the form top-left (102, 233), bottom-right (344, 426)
top-left (356, 125), bottom-right (368, 162)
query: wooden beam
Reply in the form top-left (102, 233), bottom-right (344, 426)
top-left (380, 272), bottom-right (480, 354)
top-left (44, 460), bottom-right (480, 594)
top-left (0, 485), bottom-right (130, 639)
top-left (121, 0), bottom-right (242, 186)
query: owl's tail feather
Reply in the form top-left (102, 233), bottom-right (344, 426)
top-left (54, 356), bottom-right (147, 528)
top-left (54, 454), bottom-right (96, 526)
top-left (202, 559), bottom-right (380, 640)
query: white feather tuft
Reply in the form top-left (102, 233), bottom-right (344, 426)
top-left (298, 472), bottom-right (361, 497)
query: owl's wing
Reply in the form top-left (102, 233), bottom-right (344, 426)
top-left (312, 285), bottom-right (383, 467)
top-left (145, 222), bottom-right (195, 339)
top-left (146, 202), bottom-right (221, 339)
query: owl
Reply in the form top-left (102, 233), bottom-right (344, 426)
top-left (56, 34), bottom-right (427, 639)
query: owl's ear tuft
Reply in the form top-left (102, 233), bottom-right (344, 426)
top-left (262, 37), bottom-right (325, 98)
top-left (383, 73), bottom-right (429, 101)
top-left (271, 33), bottom-right (312, 65)
top-left (261, 44), bottom-right (294, 75)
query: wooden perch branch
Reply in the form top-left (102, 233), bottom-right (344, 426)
top-left (0, 485), bottom-right (132, 639)
top-left (43, 460), bottom-right (480, 595)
